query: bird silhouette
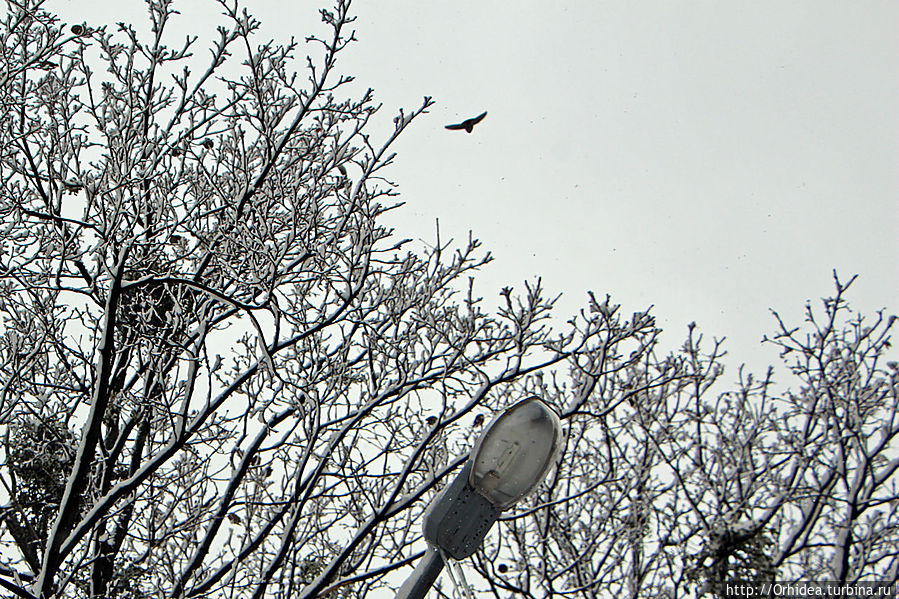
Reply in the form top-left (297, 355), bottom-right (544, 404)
top-left (445, 111), bottom-right (487, 133)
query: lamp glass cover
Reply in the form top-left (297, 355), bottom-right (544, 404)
top-left (469, 397), bottom-right (562, 509)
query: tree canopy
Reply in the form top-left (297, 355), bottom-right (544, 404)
top-left (0, 1), bottom-right (896, 598)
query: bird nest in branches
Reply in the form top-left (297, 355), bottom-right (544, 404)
top-left (3, 417), bottom-right (76, 549)
top-left (116, 271), bottom-right (202, 352)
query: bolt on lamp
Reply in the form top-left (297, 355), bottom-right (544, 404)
top-left (395, 397), bottom-right (563, 599)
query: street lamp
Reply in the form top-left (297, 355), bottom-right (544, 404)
top-left (395, 397), bottom-right (563, 599)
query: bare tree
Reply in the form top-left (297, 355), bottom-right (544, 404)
top-left (0, 1), bottom-right (656, 598)
top-left (466, 275), bottom-right (897, 599)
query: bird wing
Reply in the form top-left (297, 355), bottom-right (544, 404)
top-left (445, 122), bottom-right (467, 130)
top-left (468, 111), bottom-right (488, 125)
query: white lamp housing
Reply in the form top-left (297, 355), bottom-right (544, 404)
top-left (469, 397), bottom-right (562, 509)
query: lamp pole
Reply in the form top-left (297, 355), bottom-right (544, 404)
top-left (394, 547), bottom-right (444, 599)
top-left (394, 397), bottom-right (562, 599)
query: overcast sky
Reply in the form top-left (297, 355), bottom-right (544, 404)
top-left (51, 0), bottom-right (899, 377)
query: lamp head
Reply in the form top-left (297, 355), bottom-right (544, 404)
top-left (469, 397), bottom-right (562, 509)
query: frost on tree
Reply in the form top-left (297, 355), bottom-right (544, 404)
top-left (0, 0), bottom-right (896, 598)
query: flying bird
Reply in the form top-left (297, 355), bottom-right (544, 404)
top-left (445, 111), bottom-right (487, 133)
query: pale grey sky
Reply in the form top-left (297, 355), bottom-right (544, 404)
top-left (52, 0), bottom-right (899, 375)
top-left (338, 0), bottom-right (899, 376)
